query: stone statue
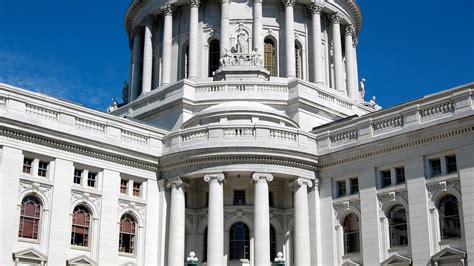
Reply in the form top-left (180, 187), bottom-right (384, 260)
top-left (220, 48), bottom-right (233, 67)
top-left (107, 98), bottom-right (119, 113)
top-left (251, 48), bottom-right (263, 66)
top-left (235, 24), bottom-right (248, 53)
top-left (359, 78), bottom-right (366, 100)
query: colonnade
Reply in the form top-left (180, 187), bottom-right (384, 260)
top-left (166, 173), bottom-right (315, 265)
top-left (129, 1), bottom-right (359, 102)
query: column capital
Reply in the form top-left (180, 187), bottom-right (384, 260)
top-left (252, 173), bottom-right (273, 182)
top-left (143, 15), bottom-right (154, 26)
top-left (292, 177), bottom-right (313, 188)
top-left (282, 0), bottom-right (295, 7)
top-left (166, 177), bottom-right (184, 189)
top-left (132, 26), bottom-right (142, 36)
top-left (254, 0), bottom-right (263, 4)
top-left (330, 13), bottom-right (342, 24)
top-left (204, 173), bottom-right (225, 183)
top-left (189, 0), bottom-right (200, 8)
top-left (345, 25), bottom-right (355, 37)
top-left (353, 38), bottom-right (358, 48)
top-left (161, 3), bottom-right (174, 15)
top-left (308, 2), bottom-right (322, 14)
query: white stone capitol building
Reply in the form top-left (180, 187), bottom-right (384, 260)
top-left (1, 0), bottom-right (473, 265)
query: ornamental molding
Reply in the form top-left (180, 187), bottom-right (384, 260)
top-left (377, 190), bottom-right (408, 209)
top-left (71, 190), bottom-right (101, 214)
top-left (166, 176), bottom-right (184, 189)
top-left (118, 199), bottom-right (146, 223)
top-left (161, 153), bottom-right (318, 172)
top-left (0, 126), bottom-right (158, 171)
top-left (204, 173), bottom-right (225, 183)
top-left (282, 0), bottom-right (295, 7)
top-left (345, 26), bottom-right (355, 37)
top-left (18, 180), bottom-right (53, 207)
top-left (252, 173), bottom-right (273, 182)
top-left (293, 177), bottom-right (313, 188)
top-left (333, 200), bottom-right (360, 222)
top-left (189, 0), bottom-right (200, 7)
top-left (319, 126), bottom-right (473, 169)
top-left (427, 179), bottom-right (461, 200)
top-left (143, 15), bottom-right (154, 25)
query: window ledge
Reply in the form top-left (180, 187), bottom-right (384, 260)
top-left (118, 194), bottom-right (146, 204)
top-left (18, 237), bottom-right (40, 244)
top-left (71, 186), bottom-right (102, 196)
top-left (427, 173), bottom-right (459, 183)
top-left (20, 175), bottom-right (54, 186)
top-left (388, 245), bottom-right (409, 253)
top-left (377, 184), bottom-right (407, 194)
top-left (439, 238), bottom-right (462, 246)
top-left (119, 252), bottom-right (137, 258)
top-left (71, 245), bottom-right (91, 251)
top-left (333, 193), bottom-right (359, 204)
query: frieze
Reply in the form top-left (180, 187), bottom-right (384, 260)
top-left (18, 180), bottom-right (53, 202)
top-left (377, 190), bottom-right (408, 208)
top-left (427, 179), bottom-right (461, 199)
top-left (118, 199), bottom-right (146, 219)
top-left (333, 200), bottom-right (360, 219)
top-left (71, 190), bottom-right (101, 210)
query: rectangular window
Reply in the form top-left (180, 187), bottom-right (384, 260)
top-left (74, 169), bottom-right (83, 185)
top-left (233, 190), bottom-right (246, 205)
top-left (395, 167), bottom-right (405, 184)
top-left (120, 179), bottom-right (128, 194)
top-left (87, 172), bottom-right (97, 188)
top-left (23, 158), bottom-right (33, 174)
top-left (336, 180), bottom-right (346, 197)
top-left (446, 155), bottom-right (457, 174)
top-left (381, 170), bottom-right (392, 188)
top-left (133, 182), bottom-right (141, 197)
top-left (37, 161), bottom-right (49, 177)
top-left (350, 178), bottom-right (359, 194)
top-left (430, 158), bottom-right (442, 177)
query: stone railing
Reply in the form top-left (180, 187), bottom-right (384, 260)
top-left (164, 124), bottom-right (316, 155)
top-left (195, 83), bottom-right (288, 94)
top-left (76, 118), bottom-right (106, 134)
top-left (26, 104), bottom-right (58, 121)
top-left (0, 83), bottom-right (166, 156)
top-left (313, 84), bottom-right (473, 153)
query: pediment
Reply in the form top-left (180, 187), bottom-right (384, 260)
top-left (342, 261), bottom-right (360, 266)
top-left (67, 255), bottom-right (97, 265)
top-left (13, 248), bottom-right (47, 262)
top-left (432, 247), bottom-right (466, 262)
top-left (381, 253), bottom-right (412, 265)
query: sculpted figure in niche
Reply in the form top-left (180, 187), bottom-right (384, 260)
top-left (359, 78), bottom-right (366, 100)
top-left (220, 48), bottom-right (234, 67)
top-left (235, 24), bottom-right (249, 53)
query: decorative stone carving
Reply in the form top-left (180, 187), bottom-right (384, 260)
top-left (71, 190), bottom-right (101, 213)
top-left (283, 0), bottom-right (295, 7)
top-left (118, 200), bottom-right (146, 219)
top-left (18, 180), bottom-right (52, 203)
top-left (293, 177), bottom-right (313, 188)
top-left (219, 48), bottom-right (263, 67)
top-left (166, 176), bottom-right (184, 189)
top-left (377, 190), bottom-right (408, 208)
top-left (161, 3), bottom-right (174, 15)
top-left (235, 23), bottom-right (249, 53)
top-left (330, 13), bottom-right (342, 24)
top-left (345, 26), bottom-right (355, 36)
top-left (189, 0), bottom-right (200, 8)
top-left (252, 173), bottom-right (273, 182)
top-left (204, 173), bottom-right (225, 183)
top-left (333, 200), bottom-right (360, 219)
top-left (309, 2), bottom-right (322, 14)
top-left (427, 179), bottom-right (461, 199)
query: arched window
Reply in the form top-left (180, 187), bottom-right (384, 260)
top-left (208, 40), bottom-right (220, 77)
top-left (264, 38), bottom-right (277, 76)
top-left (119, 214), bottom-right (137, 253)
top-left (388, 205), bottom-right (408, 247)
top-left (295, 42), bottom-right (303, 79)
top-left (71, 205), bottom-right (91, 247)
top-left (270, 225), bottom-right (276, 261)
top-left (18, 196), bottom-right (41, 239)
top-left (229, 222), bottom-right (250, 260)
top-left (343, 213), bottom-right (360, 254)
top-left (203, 227), bottom-right (208, 262)
top-left (439, 195), bottom-right (461, 239)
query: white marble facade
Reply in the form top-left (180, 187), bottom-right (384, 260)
top-left (1, 0), bottom-right (473, 265)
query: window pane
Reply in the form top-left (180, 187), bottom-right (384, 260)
top-left (264, 39), bottom-right (276, 76)
top-left (229, 222), bottom-right (250, 260)
top-left (439, 195), bottom-right (461, 239)
top-left (395, 167), bottom-right (405, 184)
top-left (133, 182), bottom-right (141, 197)
top-left (389, 205), bottom-right (408, 246)
top-left (350, 178), bottom-right (359, 194)
top-left (87, 172), bottom-right (97, 187)
top-left (23, 158), bottom-right (33, 174)
top-left (430, 159), bottom-right (442, 177)
top-left (19, 196), bottom-right (41, 239)
top-left (343, 213), bottom-right (360, 254)
top-left (336, 181), bottom-right (346, 197)
top-left (74, 169), bottom-right (82, 184)
top-left (234, 190), bottom-right (246, 205)
top-left (381, 170), bottom-right (391, 188)
top-left (446, 155), bottom-right (457, 173)
top-left (208, 40), bottom-right (220, 77)
top-left (120, 179), bottom-right (128, 194)
top-left (71, 206), bottom-right (91, 247)
top-left (119, 214), bottom-right (136, 253)
top-left (38, 161), bottom-right (48, 177)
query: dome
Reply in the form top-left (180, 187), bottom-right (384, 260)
top-left (181, 101), bottom-right (299, 129)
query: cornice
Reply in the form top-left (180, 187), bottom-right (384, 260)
top-left (319, 125), bottom-right (473, 169)
top-left (0, 126), bottom-right (159, 172)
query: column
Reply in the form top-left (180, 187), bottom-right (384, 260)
top-left (167, 177), bottom-right (186, 265)
top-left (220, 0), bottom-right (230, 57)
top-left (130, 27), bottom-right (143, 101)
top-left (331, 13), bottom-right (344, 93)
top-left (294, 177), bottom-right (312, 265)
top-left (284, 0), bottom-right (296, 78)
top-left (309, 3), bottom-right (324, 84)
top-left (344, 26), bottom-right (357, 100)
top-left (161, 3), bottom-right (173, 85)
top-left (308, 179), bottom-right (321, 265)
top-left (204, 173), bottom-right (225, 266)
top-left (252, 173), bottom-right (273, 266)
top-left (141, 16), bottom-right (154, 95)
top-left (188, 0), bottom-right (200, 79)
top-left (253, 0), bottom-right (264, 61)
top-left (353, 39), bottom-right (361, 101)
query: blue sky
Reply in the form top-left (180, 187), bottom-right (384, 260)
top-left (0, 0), bottom-right (473, 111)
